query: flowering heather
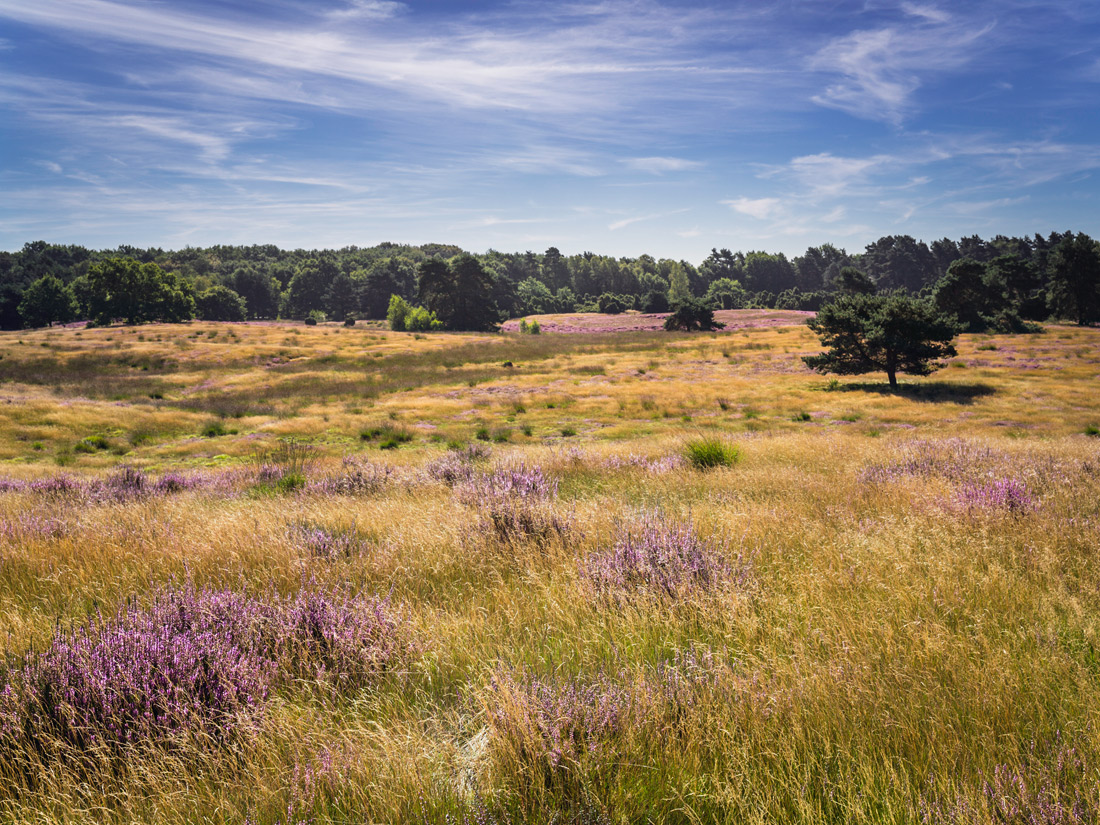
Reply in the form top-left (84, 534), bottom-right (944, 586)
top-left (861, 438), bottom-right (1003, 484)
top-left (0, 512), bottom-right (68, 543)
top-left (102, 466), bottom-right (150, 500)
top-left (425, 453), bottom-right (478, 487)
top-left (601, 453), bottom-right (685, 474)
top-left (0, 583), bottom-right (409, 765)
top-left (954, 477), bottom-right (1038, 515)
top-left (287, 521), bottom-right (367, 560)
top-left (276, 587), bottom-right (408, 686)
top-left (309, 455), bottom-right (393, 496)
top-left (921, 736), bottom-right (1095, 824)
top-left (457, 464), bottom-right (558, 504)
top-left (457, 464), bottom-right (567, 546)
top-left (484, 670), bottom-right (630, 791)
top-left (580, 513), bottom-right (742, 604)
top-left (0, 469), bottom-right (218, 501)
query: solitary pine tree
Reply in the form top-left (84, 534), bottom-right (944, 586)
top-left (803, 293), bottom-right (958, 389)
top-left (663, 297), bottom-right (724, 331)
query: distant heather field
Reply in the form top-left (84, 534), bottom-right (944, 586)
top-left (500, 308), bottom-right (814, 333)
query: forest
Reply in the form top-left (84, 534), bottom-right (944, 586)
top-left (2, 230), bottom-right (1098, 331)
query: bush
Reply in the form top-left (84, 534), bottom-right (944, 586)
top-left (0, 583), bottom-right (410, 765)
top-left (201, 420), bottom-right (228, 438)
top-left (642, 289), bottom-right (670, 313)
top-left (684, 437), bottom-right (741, 470)
top-left (387, 294), bottom-right (441, 331)
top-left (598, 293), bottom-right (628, 315)
top-left (664, 298), bottom-right (725, 332)
top-left (74, 435), bottom-right (110, 453)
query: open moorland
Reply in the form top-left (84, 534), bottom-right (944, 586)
top-left (1, 312), bottom-right (1099, 824)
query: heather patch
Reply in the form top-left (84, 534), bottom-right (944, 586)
top-left (308, 455), bottom-right (393, 496)
top-left (287, 520), bottom-right (372, 560)
top-left (860, 438), bottom-right (1006, 484)
top-left (483, 670), bottom-right (631, 807)
top-left (921, 736), bottom-right (1096, 824)
top-left (952, 477), bottom-right (1038, 515)
top-left (457, 464), bottom-right (569, 547)
top-left (0, 583), bottom-right (410, 768)
top-left (0, 512), bottom-right (68, 544)
top-left (426, 444), bottom-right (491, 487)
top-left (601, 453), bottom-right (685, 474)
top-left (580, 512), bottom-right (745, 605)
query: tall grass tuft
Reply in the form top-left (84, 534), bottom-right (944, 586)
top-left (683, 436), bottom-right (741, 470)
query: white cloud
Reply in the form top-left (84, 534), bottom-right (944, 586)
top-left (608, 208), bottom-right (689, 231)
top-left (112, 115), bottom-right (231, 162)
top-left (722, 196), bottom-right (782, 219)
top-left (945, 196), bottom-right (1029, 215)
top-left (810, 14), bottom-right (994, 123)
top-left (622, 157), bottom-right (703, 174)
top-left (771, 152), bottom-right (892, 198)
top-left (900, 4), bottom-right (951, 24)
top-left (326, 0), bottom-right (405, 21)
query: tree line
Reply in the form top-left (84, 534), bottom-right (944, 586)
top-left (2, 231), bottom-right (1098, 330)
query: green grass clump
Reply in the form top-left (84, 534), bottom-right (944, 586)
top-left (74, 434), bottom-right (110, 453)
top-left (684, 436), bottom-right (741, 469)
top-left (201, 420), bottom-right (228, 438)
top-left (1086, 424), bottom-right (1099, 437)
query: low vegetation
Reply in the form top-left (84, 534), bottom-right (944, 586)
top-left (0, 315), bottom-right (1098, 823)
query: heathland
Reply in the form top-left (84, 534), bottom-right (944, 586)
top-left (0, 313), bottom-right (1099, 824)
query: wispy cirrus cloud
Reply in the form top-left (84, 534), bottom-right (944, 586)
top-left (622, 157), bottom-right (703, 174)
top-left (722, 196), bottom-right (783, 220)
top-left (810, 6), bottom-right (995, 123)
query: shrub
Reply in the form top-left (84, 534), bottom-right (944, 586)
top-left (664, 298), bottom-right (724, 332)
top-left (484, 670), bottom-right (630, 804)
top-left (684, 437), bottom-right (741, 470)
top-left (310, 456), bottom-right (393, 496)
top-left (251, 439), bottom-right (317, 494)
top-left (953, 478), bottom-right (1037, 515)
top-left (0, 583), bottom-right (410, 767)
top-left (201, 420), bottom-right (228, 438)
top-left (457, 464), bottom-right (567, 546)
top-left (360, 423), bottom-right (413, 448)
top-left (580, 512), bottom-right (741, 604)
top-left (74, 435), bottom-right (110, 453)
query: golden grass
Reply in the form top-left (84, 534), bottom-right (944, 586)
top-left (0, 318), bottom-right (1098, 823)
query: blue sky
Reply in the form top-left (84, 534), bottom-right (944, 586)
top-left (1, 0), bottom-right (1098, 262)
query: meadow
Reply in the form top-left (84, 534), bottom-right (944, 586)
top-left (0, 312), bottom-right (1098, 824)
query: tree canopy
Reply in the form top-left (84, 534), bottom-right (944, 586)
top-left (803, 293), bottom-right (959, 389)
top-left (85, 258), bottom-right (194, 326)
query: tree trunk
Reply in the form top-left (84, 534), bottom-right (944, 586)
top-left (888, 368), bottom-right (898, 389)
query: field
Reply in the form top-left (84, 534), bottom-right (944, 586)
top-left (1, 313), bottom-right (1099, 824)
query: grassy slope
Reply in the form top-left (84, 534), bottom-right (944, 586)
top-left (0, 317), bottom-right (1098, 824)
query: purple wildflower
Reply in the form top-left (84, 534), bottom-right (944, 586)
top-left (580, 512), bottom-right (744, 604)
top-left (954, 477), bottom-right (1037, 514)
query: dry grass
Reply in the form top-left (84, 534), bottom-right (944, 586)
top-left (0, 317), bottom-right (1098, 823)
